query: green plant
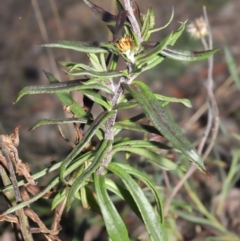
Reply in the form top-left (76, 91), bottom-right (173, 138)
top-left (0, 1), bottom-right (218, 240)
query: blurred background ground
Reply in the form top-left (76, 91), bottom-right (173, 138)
top-left (1, 0), bottom-right (240, 240)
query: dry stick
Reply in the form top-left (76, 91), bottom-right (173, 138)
top-left (184, 103), bottom-right (208, 130)
top-left (184, 67), bottom-right (238, 130)
top-left (197, 29), bottom-right (214, 154)
top-left (202, 6), bottom-right (219, 160)
top-left (197, 40), bottom-right (214, 155)
top-left (51, 199), bottom-right (66, 233)
top-left (162, 170), bottom-right (171, 192)
top-left (0, 137), bottom-right (34, 241)
top-left (49, 0), bottom-right (65, 41)
top-left (216, 66), bottom-right (240, 97)
top-left (164, 6), bottom-right (219, 215)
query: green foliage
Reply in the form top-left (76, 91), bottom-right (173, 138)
top-left (6, 1), bottom-right (217, 240)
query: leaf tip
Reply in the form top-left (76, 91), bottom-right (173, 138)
top-left (13, 96), bottom-right (21, 104)
top-left (28, 126), bottom-right (34, 132)
top-left (206, 170), bottom-right (211, 179)
top-left (66, 193), bottom-right (75, 212)
top-left (187, 148), bottom-right (206, 173)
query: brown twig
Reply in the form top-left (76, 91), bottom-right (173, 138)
top-left (58, 125), bottom-right (76, 148)
top-left (0, 205), bottom-right (62, 240)
top-left (202, 6), bottom-right (219, 159)
top-left (51, 199), bottom-right (66, 234)
top-left (0, 132), bottom-right (33, 241)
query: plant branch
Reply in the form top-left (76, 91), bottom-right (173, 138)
top-left (97, 1), bottom-right (142, 175)
top-left (123, 0), bottom-right (142, 42)
top-left (97, 63), bottom-right (137, 175)
top-left (202, 5), bottom-right (219, 159)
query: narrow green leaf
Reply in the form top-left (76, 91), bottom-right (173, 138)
top-left (168, 21), bottom-right (186, 46)
top-left (217, 150), bottom-right (240, 214)
top-left (114, 147), bottom-right (177, 170)
top-left (60, 110), bottom-right (116, 184)
top-left (176, 210), bottom-right (225, 231)
top-left (99, 53), bottom-right (107, 71)
top-left (141, 7), bottom-right (154, 41)
top-left (135, 32), bottom-right (173, 64)
top-left (81, 77), bottom-right (111, 86)
top-left (113, 140), bottom-right (171, 152)
top-left (29, 118), bottom-right (88, 131)
top-left (44, 72), bottom-right (87, 118)
top-left (51, 189), bottom-right (66, 210)
top-left (155, 94), bottom-right (192, 107)
top-left (113, 0), bottom-right (125, 11)
top-left (59, 61), bottom-right (95, 72)
top-left (136, 21), bottom-right (186, 65)
top-left (149, 8), bottom-right (174, 34)
top-left (116, 94), bottom-right (191, 108)
top-left (66, 69), bottom-right (128, 78)
top-left (224, 45), bottom-right (240, 90)
top-left (127, 113), bottom-right (146, 123)
top-left (161, 47), bottom-right (218, 61)
top-left (112, 163), bottom-right (164, 223)
top-left (114, 121), bottom-right (162, 135)
top-left (94, 175), bottom-right (130, 241)
top-left (114, 101), bottom-right (138, 110)
top-left (14, 72), bottom-right (87, 118)
top-left (14, 80), bottom-right (113, 103)
top-left (108, 163), bottom-right (168, 241)
top-left (83, 186), bottom-right (100, 212)
top-left (88, 53), bottom-right (103, 71)
top-left (81, 89), bottom-right (111, 110)
top-left (109, 54), bottom-right (119, 71)
top-left (105, 178), bottom-right (142, 220)
top-left (122, 81), bottom-right (206, 174)
top-left (40, 41), bottom-right (109, 53)
top-left (112, 112), bottom-right (147, 137)
top-left (66, 139), bottom-right (113, 211)
top-left (137, 55), bottom-right (165, 72)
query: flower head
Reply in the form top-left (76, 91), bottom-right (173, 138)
top-left (187, 17), bottom-right (208, 39)
top-left (115, 35), bottom-right (135, 63)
